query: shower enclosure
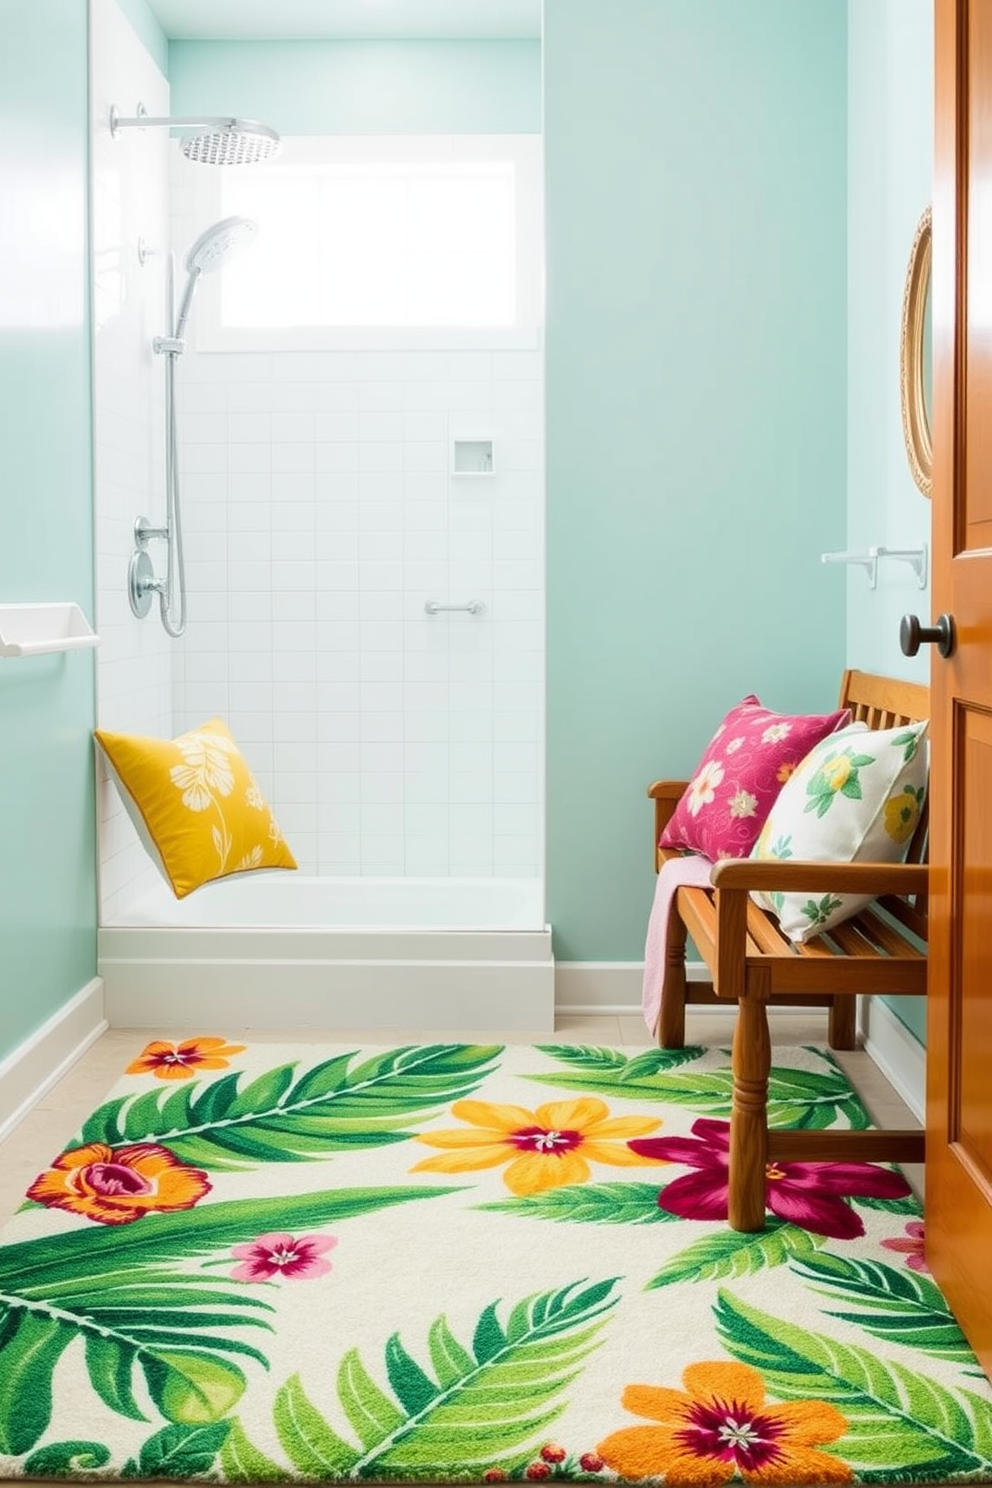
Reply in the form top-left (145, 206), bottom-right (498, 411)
top-left (90, 0), bottom-right (547, 1027)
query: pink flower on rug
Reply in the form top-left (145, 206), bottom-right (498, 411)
top-left (628, 1117), bottom-right (911, 1240)
top-left (230, 1231), bottom-right (337, 1282)
top-left (880, 1219), bottom-right (928, 1272)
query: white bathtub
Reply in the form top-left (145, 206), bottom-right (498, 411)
top-left (98, 875), bottom-right (554, 1033)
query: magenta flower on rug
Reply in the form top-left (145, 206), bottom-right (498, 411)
top-left (230, 1231), bottom-right (337, 1282)
top-left (880, 1219), bottom-right (928, 1272)
top-left (629, 1117), bottom-right (911, 1240)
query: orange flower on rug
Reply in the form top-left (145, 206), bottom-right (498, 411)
top-left (596, 1360), bottom-right (852, 1487)
top-left (26, 1140), bottom-right (211, 1224)
top-left (125, 1035), bottom-right (247, 1080)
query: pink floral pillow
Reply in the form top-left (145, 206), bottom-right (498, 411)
top-left (659, 695), bottom-right (851, 861)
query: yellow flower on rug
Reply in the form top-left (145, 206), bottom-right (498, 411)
top-left (125, 1036), bottom-right (247, 1081)
top-left (596, 1360), bottom-right (851, 1488)
top-left (410, 1095), bottom-right (666, 1194)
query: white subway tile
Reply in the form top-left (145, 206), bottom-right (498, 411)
top-left (229, 443), bottom-right (271, 473)
top-left (359, 650), bottom-right (403, 683)
top-left (229, 472), bottom-right (272, 502)
top-left (316, 443), bottom-right (360, 473)
top-left (183, 442), bottom-right (227, 474)
top-left (273, 443), bottom-right (315, 474)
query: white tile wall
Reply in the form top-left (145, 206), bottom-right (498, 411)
top-left (91, 0), bottom-right (173, 921)
top-left (169, 144), bottom-right (545, 879)
top-left (90, 18), bottom-right (544, 907)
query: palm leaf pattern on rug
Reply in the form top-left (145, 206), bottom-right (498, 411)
top-left (221, 1279), bottom-right (620, 1481)
top-left (715, 1289), bottom-right (992, 1480)
top-left (0, 1185), bottom-right (453, 1456)
top-left (788, 1251), bottom-right (984, 1368)
top-left (77, 1043), bottom-right (502, 1170)
top-left (3, 1040), bottom-right (990, 1485)
top-left (22, 1423), bottom-right (234, 1481)
top-left (526, 1044), bottom-right (871, 1130)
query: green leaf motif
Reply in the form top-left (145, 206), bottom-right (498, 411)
top-left (0, 1185), bottom-right (453, 1456)
top-left (525, 1046), bottom-right (871, 1131)
top-left (0, 1309), bottom-right (71, 1455)
top-left (853, 1191), bottom-right (923, 1215)
top-left (228, 1279), bottom-right (620, 1480)
top-left (73, 1043), bottom-right (501, 1172)
top-left (23, 1439), bottom-right (112, 1476)
top-left (478, 1181), bottom-right (677, 1226)
top-left (645, 1219), bottom-right (827, 1289)
top-left (789, 1251), bottom-right (980, 1365)
top-left (893, 728), bottom-right (922, 763)
top-left (800, 894), bottom-right (844, 929)
top-left (121, 1420), bottom-right (232, 1479)
top-left (714, 1288), bottom-right (992, 1477)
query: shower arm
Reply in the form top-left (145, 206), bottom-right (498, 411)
top-left (111, 105), bottom-right (250, 134)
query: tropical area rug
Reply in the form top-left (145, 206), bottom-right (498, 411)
top-left (1, 1037), bottom-right (991, 1487)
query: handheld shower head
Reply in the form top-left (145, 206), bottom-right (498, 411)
top-left (172, 216), bottom-right (258, 342)
top-left (110, 105), bottom-right (280, 166)
top-left (185, 215), bottom-right (258, 274)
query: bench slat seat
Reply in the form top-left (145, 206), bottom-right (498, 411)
top-left (646, 669), bottom-right (928, 1232)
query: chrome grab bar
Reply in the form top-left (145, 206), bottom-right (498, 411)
top-left (424, 599), bottom-right (486, 616)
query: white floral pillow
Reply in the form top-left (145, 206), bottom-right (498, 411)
top-left (749, 719), bottom-right (929, 943)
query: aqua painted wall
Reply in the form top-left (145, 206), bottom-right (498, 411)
top-left (169, 39), bottom-right (541, 135)
top-left (116, 0), bottom-right (168, 76)
top-left (544, 0), bottom-right (849, 963)
top-left (847, 0), bottom-right (933, 1044)
top-left (0, 0), bottom-right (97, 1061)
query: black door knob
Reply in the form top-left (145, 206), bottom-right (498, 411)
top-left (900, 612), bottom-right (956, 658)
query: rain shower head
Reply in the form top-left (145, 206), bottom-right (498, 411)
top-left (110, 104), bottom-right (280, 165)
top-left (172, 216), bottom-right (258, 342)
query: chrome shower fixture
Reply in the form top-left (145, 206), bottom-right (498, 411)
top-left (171, 216), bottom-right (258, 342)
top-left (129, 216), bottom-right (259, 639)
top-left (110, 102), bottom-right (280, 165)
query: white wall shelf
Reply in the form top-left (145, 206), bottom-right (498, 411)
top-left (452, 438), bottom-right (494, 476)
top-left (0, 602), bottom-right (100, 658)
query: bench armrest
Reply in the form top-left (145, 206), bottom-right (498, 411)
top-left (708, 859), bottom-right (928, 1001)
top-left (710, 859), bottom-right (928, 895)
top-left (647, 779), bottom-right (689, 800)
top-left (647, 780), bottom-right (689, 866)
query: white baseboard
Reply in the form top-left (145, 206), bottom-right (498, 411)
top-left (0, 978), bottom-right (107, 1142)
top-left (857, 995), bottom-right (926, 1122)
top-left (555, 960), bottom-right (710, 1016)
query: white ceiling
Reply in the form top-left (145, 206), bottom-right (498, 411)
top-left (145, 0), bottom-right (541, 41)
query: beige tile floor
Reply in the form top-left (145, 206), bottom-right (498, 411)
top-left (0, 1008), bottom-right (923, 1228)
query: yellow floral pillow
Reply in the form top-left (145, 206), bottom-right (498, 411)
top-left (749, 719), bottom-right (929, 942)
top-left (95, 718), bottom-right (297, 898)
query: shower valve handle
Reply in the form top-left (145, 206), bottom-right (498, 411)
top-left (134, 516), bottom-right (169, 547)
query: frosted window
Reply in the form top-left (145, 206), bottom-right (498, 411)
top-left (219, 160), bottom-right (517, 330)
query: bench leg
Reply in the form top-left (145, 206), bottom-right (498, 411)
top-left (657, 907), bottom-right (689, 1049)
top-left (729, 988), bottom-right (771, 1232)
top-left (828, 995), bottom-right (858, 1051)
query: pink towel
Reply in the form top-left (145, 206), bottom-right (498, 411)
top-left (641, 854), bottom-right (715, 1036)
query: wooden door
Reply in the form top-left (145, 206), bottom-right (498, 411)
top-left (927, 0), bottom-right (992, 1382)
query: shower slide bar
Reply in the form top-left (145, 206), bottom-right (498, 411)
top-left (424, 600), bottom-right (486, 616)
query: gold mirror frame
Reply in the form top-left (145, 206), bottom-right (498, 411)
top-left (899, 205), bottom-right (933, 498)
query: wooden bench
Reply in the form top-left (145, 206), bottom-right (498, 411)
top-left (647, 669), bottom-right (928, 1232)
